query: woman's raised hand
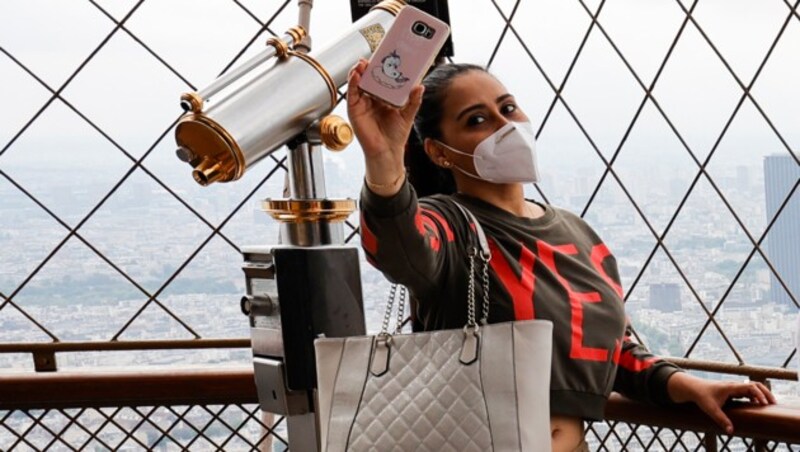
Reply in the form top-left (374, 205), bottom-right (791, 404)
top-left (347, 59), bottom-right (424, 195)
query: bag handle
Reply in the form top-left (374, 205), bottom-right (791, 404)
top-left (450, 200), bottom-right (491, 260)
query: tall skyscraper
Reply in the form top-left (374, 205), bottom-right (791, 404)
top-left (764, 154), bottom-right (800, 307)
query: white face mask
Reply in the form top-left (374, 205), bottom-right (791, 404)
top-left (436, 121), bottom-right (540, 184)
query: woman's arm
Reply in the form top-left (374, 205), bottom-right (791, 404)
top-left (612, 320), bottom-right (684, 406)
top-left (348, 60), bottom-right (453, 293)
top-left (347, 59), bottom-right (422, 197)
top-left (609, 287), bottom-right (777, 434)
top-left (584, 208), bottom-right (779, 433)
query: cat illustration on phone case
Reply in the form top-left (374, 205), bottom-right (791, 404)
top-left (370, 51), bottom-right (410, 89)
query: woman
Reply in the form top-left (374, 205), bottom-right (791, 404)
top-left (348, 60), bottom-right (776, 452)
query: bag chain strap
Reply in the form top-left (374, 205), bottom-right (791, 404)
top-left (466, 246), bottom-right (491, 328)
top-left (382, 250), bottom-right (489, 335)
top-left (379, 283), bottom-right (407, 336)
top-left (380, 201), bottom-right (491, 336)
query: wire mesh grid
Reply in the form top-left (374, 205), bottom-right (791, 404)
top-left (0, 404), bottom-right (286, 452)
top-left (1, 0), bottom-right (799, 450)
top-left (585, 421), bottom-right (800, 451)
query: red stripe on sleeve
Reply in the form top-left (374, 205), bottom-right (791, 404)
top-left (415, 210), bottom-right (441, 252)
top-left (420, 207), bottom-right (455, 242)
top-left (618, 349), bottom-right (657, 373)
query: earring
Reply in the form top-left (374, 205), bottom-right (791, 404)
top-left (442, 160), bottom-right (452, 168)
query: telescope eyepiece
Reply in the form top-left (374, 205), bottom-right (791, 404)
top-left (192, 161), bottom-right (225, 186)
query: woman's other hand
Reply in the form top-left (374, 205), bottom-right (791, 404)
top-left (347, 58), bottom-right (424, 195)
top-left (667, 372), bottom-right (777, 434)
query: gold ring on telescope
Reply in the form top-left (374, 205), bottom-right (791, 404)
top-left (286, 26), bottom-right (307, 46)
top-left (266, 37), bottom-right (290, 60)
top-left (371, 0), bottom-right (406, 16)
top-left (287, 50), bottom-right (338, 112)
top-left (262, 199), bottom-right (357, 223)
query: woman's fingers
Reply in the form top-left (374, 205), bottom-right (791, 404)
top-left (755, 381), bottom-right (778, 404)
top-left (700, 397), bottom-right (734, 434)
top-left (347, 63), bottom-right (364, 108)
top-left (745, 383), bottom-right (767, 405)
top-left (690, 379), bottom-right (778, 438)
top-left (347, 59), bottom-right (371, 108)
top-left (726, 382), bottom-right (773, 405)
top-left (400, 85), bottom-right (425, 124)
top-left (747, 381), bottom-right (776, 405)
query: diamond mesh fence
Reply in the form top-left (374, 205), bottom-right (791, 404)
top-left (585, 421), bottom-right (800, 451)
top-left (0, 405), bottom-right (287, 452)
top-left (1, 0), bottom-right (798, 450)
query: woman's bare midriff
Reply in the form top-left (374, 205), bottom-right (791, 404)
top-left (551, 415), bottom-right (585, 452)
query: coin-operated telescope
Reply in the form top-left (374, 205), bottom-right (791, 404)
top-left (175, 1), bottom-right (403, 188)
top-left (173, 1), bottom-right (406, 450)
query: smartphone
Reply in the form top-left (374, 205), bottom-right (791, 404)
top-left (358, 6), bottom-right (450, 108)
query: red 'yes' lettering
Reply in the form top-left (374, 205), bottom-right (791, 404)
top-left (488, 239), bottom-right (536, 319)
top-left (590, 243), bottom-right (623, 298)
top-left (537, 242), bottom-right (609, 362)
top-left (490, 240), bottom-right (618, 363)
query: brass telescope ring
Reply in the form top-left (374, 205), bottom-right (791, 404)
top-left (262, 199), bottom-right (356, 223)
top-left (287, 50), bottom-right (338, 112)
top-left (371, 0), bottom-right (406, 16)
top-left (266, 37), bottom-right (290, 59)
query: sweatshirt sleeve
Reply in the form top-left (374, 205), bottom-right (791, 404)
top-left (596, 244), bottom-right (685, 406)
top-left (613, 319), bottom-right (684, 406)
top-left (359, 179), bottom-right (455, 295)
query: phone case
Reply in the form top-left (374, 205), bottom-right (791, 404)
top-left (359, 6), bottom-right (451, 108)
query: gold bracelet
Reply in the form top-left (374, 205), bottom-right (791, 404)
top-left (365, 170), bottom-right (406, 191)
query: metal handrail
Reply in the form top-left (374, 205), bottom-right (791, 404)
top-left (0, 366), bottom-right (257, 410)
top-left (1, 366), bottom-right (798, 445)
top-left (0, 339), bottom-right (250, 353)
top-left (2, 340), bottom-right (796, 382)
top-left (606, 393), bottom-right (800, 446)
top-left (668, 357), bottom-right (799, 382)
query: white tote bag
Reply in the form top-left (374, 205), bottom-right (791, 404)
top-left (315, 201), bottom-right (553, 451)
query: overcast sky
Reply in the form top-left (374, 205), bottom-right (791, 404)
top-left (0, 0), bottom-right (797, 180)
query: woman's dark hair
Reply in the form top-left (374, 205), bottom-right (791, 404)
top-left (405, 63), bottom-right (488, 197)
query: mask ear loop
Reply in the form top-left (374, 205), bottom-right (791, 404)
top-left (434, 139), bottom-right (484, 181)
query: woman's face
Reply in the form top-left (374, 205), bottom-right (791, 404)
top-left (433, 70), bottom-right (530, 172)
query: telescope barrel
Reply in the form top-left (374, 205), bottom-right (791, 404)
top-left (175, 1), bottom-right (404, 186)
top-left (195, 30), bottom-right (305, 103)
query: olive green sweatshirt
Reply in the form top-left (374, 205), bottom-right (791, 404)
top-left (360, 180), bottom-right (683, 420)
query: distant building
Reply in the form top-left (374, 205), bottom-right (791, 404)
top-left (764, 154), bottom-right (800, 306)
top-left (648, 283), bottom-right (681, 312)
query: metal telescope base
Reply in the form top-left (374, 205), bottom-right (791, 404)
top-left (242, 245), bottom-right (366, 451)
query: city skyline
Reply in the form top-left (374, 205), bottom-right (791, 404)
top-left (0, 0), bottom-right (797, 393)
top-left (2, 2), bottom-right (798, 450)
